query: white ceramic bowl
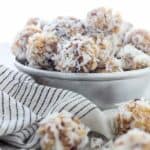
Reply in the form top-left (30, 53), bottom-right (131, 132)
top-left (15, 59), bottom-right (150, 109)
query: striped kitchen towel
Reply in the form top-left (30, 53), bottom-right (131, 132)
top-left (0, 65), bottom-right (112, 149)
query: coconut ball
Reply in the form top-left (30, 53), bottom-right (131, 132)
top-left (115, 99), bottom-right (150, 135)
top-left (125, 29), bottom-right (150, 55)
top-left (44, 17), bottom-right (86, 40)
top-left (11, 25), bottom-right (42, 61)
top-left (117, 44), bottom-right (150, 70)
top-left (87, 23), bottom-right (132, 62)
top-left (26, 17), bottom-right (47, 29)
top-left (86, 7), bottom-right (122, 34)
top-left (38, 111), bottom-right (89, 150)
top-left (53, 35), bottom-right (99, 72)
top-left (26, 32), bottom-right (59, 69)
top-left (114, 129), bottom-right (150, 150)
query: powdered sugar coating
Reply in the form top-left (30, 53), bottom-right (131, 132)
top-left (38, 111), bottom-right (89, 150)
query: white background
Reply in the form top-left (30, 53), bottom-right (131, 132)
top-left (0, 0), bottom-right (149, 43)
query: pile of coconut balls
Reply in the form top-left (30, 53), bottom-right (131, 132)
top-left (12, 7), bottom-right (150, 73)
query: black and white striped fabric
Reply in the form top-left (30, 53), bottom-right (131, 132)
top-left (0, 65), bottom-right (112, 149)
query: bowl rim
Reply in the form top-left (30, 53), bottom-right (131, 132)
top-left (15, 59), bottom-right (150, 81)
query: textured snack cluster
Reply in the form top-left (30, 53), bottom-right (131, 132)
top-left (125, 29), bottom-right (150, 55)
top-left (114, 129), bottom-right (150, 150)
top-left (112, 100), bottom-right (150, 150)
top-left (115, 100), bottom-right (150, 135)
top-left (26, 32), bottom-right (59, 69)
top-left (53, 35), bottom-right (99, 72)
top-left (117, 44), bottom-right (150, 70)
top-left (86, 7), bottom-right (122, 34)
top-left (12, 25), bottom-right (42, 61)
top-left (12, 7), bottom-right (150, 72)
top-left (38, 111), bottom-right (89, 150)
top-left (44, 17), bottom-right (86, 40)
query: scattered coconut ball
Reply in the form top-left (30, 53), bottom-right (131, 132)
top-left (26, 17), bottom-right (47, 29)
top-left (86, 7), bottom-right (122, 34)
top-left (53, 35), bottom-right (99, 72)
top-left (115, 99), bottom-right (150, 135)
top-left (117, 44), bottom-right (150, 70)
top-left (38, 111), bottom-right (89, 150)
top-left (26, 32), bottom-right (59, 69)
top-left (113, 129), bottom-right (150, 150)
top-left (44, 17), bottom-right (86, 40)
top-left (125, 29), bottom-right (150, 55)
top-left (11, 25), bottom-right (42, 61)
